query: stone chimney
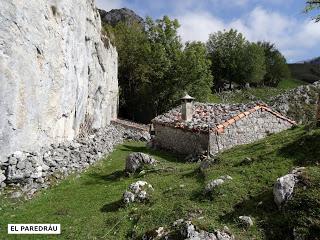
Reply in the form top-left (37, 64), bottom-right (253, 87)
top-left (181, 92), bottom-right (194, 121)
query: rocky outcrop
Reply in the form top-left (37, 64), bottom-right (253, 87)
top-left (98, 8), bottom-right (144, 27)
top-left (0, 0), bottom-right (118, 162)
top-left (269, 81), bottom-right (320, 123)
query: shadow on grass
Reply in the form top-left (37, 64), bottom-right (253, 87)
top-left (279, 129), bottom-right (320, 166)
top-left (101, 200), bottom-right (124, 213)
top-left (84, 170), bottom-right (126, 185)
top-left (219, 190), bottom-right (293, 240)
top-left (181, 168), bottom-right (206, 185)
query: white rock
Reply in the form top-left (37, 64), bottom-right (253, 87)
top-left (205, 179), bottom-right (225, 193)
top-left (125, 152), bottom-right (157, 173)
top-left (0, 173), bottom-right (6, 184)
top-left (124, 181), bottom-right (153, 204)
top-left (221, 175), bottom-right (233, 180)
top-left (273, 173), bottom-right (296, 207)
top-left (123, 191), bottom-right (135, 204)
top-left (216, 231), bottom-right (234, 240)
top-left (239, 216), bottom-right (253, 227)
top-left (31, 166), bottom-right (43, 179)
top-left (0, 0), bottom-right (118, 160)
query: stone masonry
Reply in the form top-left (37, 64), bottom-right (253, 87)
top-left (0, 123), bottom-right (150, 196)
top-left (152, 102), bottom-right (295, 155)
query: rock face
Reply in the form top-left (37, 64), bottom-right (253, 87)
top-left (0, 0), bottom-right (118, 162)
top-left (98, 8), bottom-right (144, 27)
top-left (269, 81), bottom-right (320, 124)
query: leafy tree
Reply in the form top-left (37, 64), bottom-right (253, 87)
top-left (207, 29), bottom-right (265, 89)
top-left (104, 16), bottom-right (213, 122)
top-left (179, 41), bottom-right (213, 101)
top-left (305, 0), bottom-right (320, 22)
top-left (238, 42), bottom-right (266, 86)
top-left (257, 41), bottom-right (290, 87)
top-left (207, 29), bottom-right (247, 90)
top-left (106, 22), bottom-right (151, 121)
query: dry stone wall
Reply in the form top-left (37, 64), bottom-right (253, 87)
top-left (0, 124), bottom-right (148, 196)
top-left (0, 0), bottom-right (118, 162)
top-left (209, 109), bottom-right (293, 154)
top-left (153, 124), bottom-right (209, 155)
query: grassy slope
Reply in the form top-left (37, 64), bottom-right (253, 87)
top-left (209, 78), bottom-right (306, 104)
top-left (1, 126), bottom-right (319, 239)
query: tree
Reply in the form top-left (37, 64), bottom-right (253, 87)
top-left (104, 16), bottom-right (213, 122)
top-left (179, 41), bottom-right (213, 101)
top-left (257, 42), bottom-right (290, 87)
top-left (238, 42), bottom-right (266, 86)
top-left (207, 29), bottom-right (266, 89)
top-left (145, 17), bottom-right (212, 117)
top-left (106, 22), bottom-right (151, 121)
top-left (207, 29), bottom-right (247, 90)
top-left (305, 0), bottom-right (320, 22)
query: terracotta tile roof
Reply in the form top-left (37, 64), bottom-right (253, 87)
top-left (152, 102), bottom-right (296, 134)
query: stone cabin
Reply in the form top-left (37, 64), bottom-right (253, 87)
top-left (151, 94), bottom-right (296, 155)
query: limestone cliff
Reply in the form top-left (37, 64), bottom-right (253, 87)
top-left (0, 0), bottom-right (118, 162)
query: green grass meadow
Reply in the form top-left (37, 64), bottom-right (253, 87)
top-left (1, 125), bottom-right (320, 239)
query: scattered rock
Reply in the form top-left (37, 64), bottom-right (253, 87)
top-left (185, 152), bottom-right (208, 163)
top-left (205, 176), bottom-right (233, 193)
top-left (220, 175), bottom-right (233, 180)
top-left (123, 181), bottom-right (153, 204)
top-left (0, 124), bottom-right (145, 195)
top-left (0, 171), bottom-right (6, 185)
top-left (273, 167), bottom-right (305, 207)
top-left (125, 152), bottom-right (157, 174)
top-left (216, 227), bottom-right (235, 240)
top-left (10, 191), bottom-right (22, 199)
top-left (239, 157), bottom-right (253, 165)
top-left (142, 227), bottom-right (167, 240)
top-left (123, 191), bottom-right (135, 204)
top-left (170, 220), bottom-right (235, 240)
top-left (273, 173), bottom-right (296, 207)
top-left (181, 221), bottom-right (217, 240)
top-left (205, 179), bottom-right (225, 193)
top-left (238, 216), bottom-right (253, 227)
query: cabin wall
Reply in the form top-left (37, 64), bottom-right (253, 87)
top-left (153, 124), bottom-right (209, 155)
top-left (209, 110), bottom-right (293, 154)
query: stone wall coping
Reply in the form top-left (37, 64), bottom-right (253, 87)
top-left (112, 119), bottom-right (149, 132)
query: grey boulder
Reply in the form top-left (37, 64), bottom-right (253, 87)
top-left (238, 216), bottom-right (253, 227)
top-left (125, 152), bottom-right (157, 173)
top-left (273, 168), bottom-right (305, 208)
